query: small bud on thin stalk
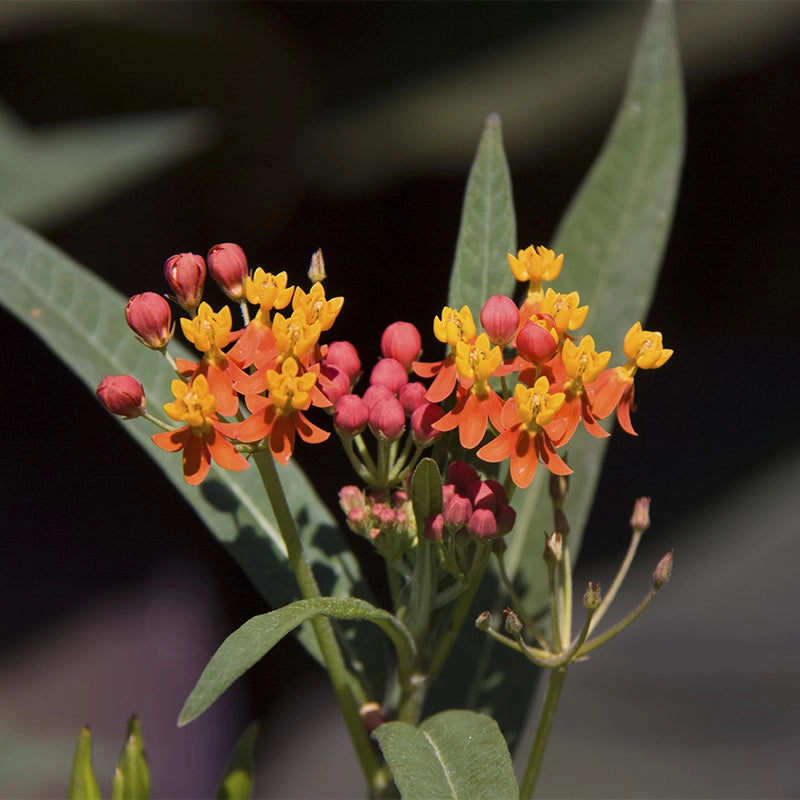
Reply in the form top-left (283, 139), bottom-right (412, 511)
top-left (653, 550), bottom-right (674, 589)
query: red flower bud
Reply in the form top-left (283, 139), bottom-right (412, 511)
top-left (410, 402), bottom-right (444, 446)
top-left (320, 364), bottom-right (351, 405)
top-left (443, 494), bottom-right (472, 530)
top-left (369, 396), bottom-right (406, 441)
top-left (468, 480), bottom-right (497, 512)
top-left (381, 321), bottom-right (422, 372)
top-left (324, 341), bottom-right (362, 384)
top-left (125, 292), bottom-right (173, 349)
top-left (339, 485), bottom-right (365, 514)
top-left (207, 242), bottom-right (248, 300)
top-left (370, 358), bottom-right (408, 394)
top-left (424, 513), bottom-right (445, 542)
top-left (164, 252), bottom-right (206, 310)
top-left (398, 381), bottom-right (428, 415)
top-left (516, 319), bottom-right (558, 364)
top-left (334, 394), bottom-right (369, 436)
top-left (495, 503), bottom-right (517, 536)
top-left (467, 508), bottom-right (498, 539)
top-left (447, 461), bottom-right (481, 495)
top-left (96, 375), bottom-right (146, 419)
top-left (362, 384), bottom-right (394, 410)
top-left (480, 294), bottom-right (520, 347)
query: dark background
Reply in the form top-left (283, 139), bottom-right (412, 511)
top-left (1, 2), bottom-right (798, 797)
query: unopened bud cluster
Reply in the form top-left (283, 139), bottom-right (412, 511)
top-left (339, 486), bottom-right (415, 562)
top-left (425, 462), bottom-right (516, 543)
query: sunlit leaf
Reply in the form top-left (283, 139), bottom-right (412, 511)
top-left (68, 726), bottom-right (101, 800)
top-left (215, 722), bottom-right (259, 800)
top-left (374, 710), bottom-right (517, 800)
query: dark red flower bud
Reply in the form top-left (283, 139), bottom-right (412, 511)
top-left (164, 252), bottom-right (206, 310)
top-left (495, 503), bottom-right (517, 536)
top-left (96, 375), bottom-right (146, 419)
top-left (447, 461), bottom-right (481, 495)
top-left (125, 292), bottom-right (173, 349)
top-left (480, 294), bottom-right (520, 347)
top-left (320, 364), bottom-right (351, 405)
top-left (424, 513), bottom-right (445, 541)
top-left (443, 494), bottom-right (472, 530)
top-left (381, 321), bottom-right (422, 372)
top-left (207, 242), bottom-right (248, 300)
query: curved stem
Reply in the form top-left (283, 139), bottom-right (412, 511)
top-left (588, 528), bottom-right (643, 635)
top-left (252, 450), bottom-right (387, 795)
top-left (519, 667), bottom-right (568, 800)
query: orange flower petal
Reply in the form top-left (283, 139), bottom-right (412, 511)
top-left (152, 427), bottom-right (190, 452)
top-left (182, 434), bottom-right (211, 485)
top-left (205, 428), bottom-right (249, 472)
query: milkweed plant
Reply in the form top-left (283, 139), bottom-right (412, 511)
top-left (1, 2), bottom-right (684, 798)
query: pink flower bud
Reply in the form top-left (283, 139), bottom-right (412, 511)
top-left (334, 394), bottom-right (369, 436)
top-left (125, 292), bottom-right (173, 349)
top-left (480, 295), bottom-right (520, 347)
top-left (369, 396), bottom-right (406, 441)
top-left (516, 319), bottom-right (558, 364)
top-left (467, 508), bottom-right (498, 539)
top-left (443, 495), bottom-right (472, 530)
top-left (339, 485), bottom-right (365, 513)
top-left (96, 375), bottom-right (146, 419)
top-left (370, 358), bottom-right (408, 394)
top-left (410, 402), bottom-right (444, 446)
top-left (381, 321), bottom-right (422, 372)
top-left (207, 242), bottom-right (248, 300)
top-left (362, 384), bottom-right (394, 410)
top-left (653, 550), bottom-right (673, 589)
top-left (320, 364), bottom-right (351, 405)
top-left (424, 513), bottom-right (445, 542)
top-left (324, 341), bottom-right (361, 384)
top-left (164, 252), bottom-right (206, 310)
top-left (630, 496), bottom-right (651, 533)
top-left (398, 382), bottom-right (428, 414)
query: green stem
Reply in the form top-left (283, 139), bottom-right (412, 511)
top-left (495, 549), bottom-right (550, 650)
top-left (546, 560), bottom-right (562, 653)
top-left (578, 587), bottom-right (658, 656)
top-left (588, 528), bottom-right (643, 636)
top-left (519, 667), bottom-right (568, 800)
top-left (558, 542), bottom-right (573, 649)
top-left (252, 450), bottom-right (387, 795)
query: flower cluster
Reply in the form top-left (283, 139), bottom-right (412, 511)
top-left (97, 241), bottom-right (671, 549)
top-left (97, 244), bottom-right (342, 484)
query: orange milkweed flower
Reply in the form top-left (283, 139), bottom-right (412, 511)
top-left (508, 246), bottom-right (564, 303)
top-left (592, 322), bottom-right (673, 435)
top-left (235, 358), bottom-right (329, 465)
top-left (413, 305), bottom-right (477, 402)
top-left (292, 282), bottom-right (344, 332)
top-left (151, 373), bottom-right (248, 485)
top-left (432, 333), bottom-right (507, 448)
top-left (477, 378), bottom-right (572, 490)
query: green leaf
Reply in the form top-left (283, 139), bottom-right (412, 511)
top-left (507, 0), bottom-right (685, 615)
top-left (448, 113), bottom-right (517, 314)
top-left (179, 597), bottom-right (416, 727)
top-left (0, 212), bottom-right (385, 691)
top-left (215, 722), bottom-right (259, 800)
top-left (374, 710), bottom-right (517, 800)
top-left (111, 716), bottom-right (150, 800)
top-left (410, 458), bottom-right (443, 532)
top-left (0, 101), bottom-right (216, 229)
top-left (428, 0), bottom-right (685, 751)
top-left (68, 726), bottom-right (101, 800)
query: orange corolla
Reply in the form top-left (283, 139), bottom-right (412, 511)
top-left (235, 358), bottom-right (329, 465)
top-left (477, 378), bottom-right (572, 489)
top-left (432, 333), bottom-right (507, 448)
top-left (413, 304), bottom-right (477, 402)
top-left (152, 373), bottom-right (248, 485)
top-left (592, 322), bottom-right (673, 435)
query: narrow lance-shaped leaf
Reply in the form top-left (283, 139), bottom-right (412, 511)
top-left (111, 716), bottom-right (151, 800)
top-left (215, 722), bottom-right (259, 800)
top-left (448, 112), bottom-right (517, 315)
top-left (0, 212), bottom-right (386, 690)
top-left (68, 726), bottom-right (101, 800)
top-left (374, 710), bottom-right (518, 800)
top-left (507, 0), bottom-right (685, 616)
top-left (179, 597), bottom-right (416, 726)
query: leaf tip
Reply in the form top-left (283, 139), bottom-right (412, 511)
top-left (484, 111), bottom-right (502, 130)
